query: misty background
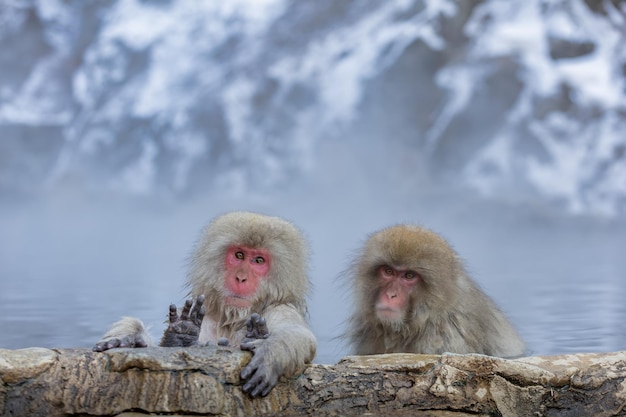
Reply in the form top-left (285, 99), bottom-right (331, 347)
top-left (1, 0), bottom-right (625, 364)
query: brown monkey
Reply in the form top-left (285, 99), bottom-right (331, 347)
top-left (344, 225), bottom-right (525, 357)
top-left (93, 211), bottom-right (317, 397)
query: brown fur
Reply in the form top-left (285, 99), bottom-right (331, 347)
top-left (345, 225), bottom-right (525, 358)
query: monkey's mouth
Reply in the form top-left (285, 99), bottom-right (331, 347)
top-left (375, 305), bottom-right (403, 321)
top-left (224, 295), bottom-right (252, 309)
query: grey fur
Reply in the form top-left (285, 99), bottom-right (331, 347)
top-left (93, 211), bottom-right (316, 397)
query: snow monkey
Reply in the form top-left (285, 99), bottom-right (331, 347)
top-left (93, 211), bottom-right (317, 397)
top-left (344, 225), bottom-right (525, 358)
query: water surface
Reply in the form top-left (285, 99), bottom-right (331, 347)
top-left (1, 189), bottom-right (624, 364)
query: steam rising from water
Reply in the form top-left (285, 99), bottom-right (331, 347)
top-left (1, 139), bottom-right (625, 363)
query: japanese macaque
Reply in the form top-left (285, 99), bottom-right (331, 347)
top-left (344, 225), bottom-right (525, 358)
top-left (93, 211), bottom-right (317, 397)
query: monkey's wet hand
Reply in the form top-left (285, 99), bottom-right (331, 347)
top-left (160, 295), bottom-right (206, 347)
top-left (240, 313), bottom-right (277, 397)
top-left (244, 313), bottom-right (270, 340)
top-left (93, 334), bottom-right (148, 351)
top-left (240, 340), bottom-right (280, 397)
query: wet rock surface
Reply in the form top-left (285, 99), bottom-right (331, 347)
top-left (1, 347), bottom-right (626, 416)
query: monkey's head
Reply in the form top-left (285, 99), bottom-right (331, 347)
top-left (188, 211), bottom-right (310, 322)
top-left (355, 225), bottom-right (463, 326)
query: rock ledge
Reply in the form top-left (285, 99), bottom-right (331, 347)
top-left (1, 347), bottom-right (625, 416)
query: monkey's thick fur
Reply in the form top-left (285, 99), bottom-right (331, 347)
top-left (95, 211), bottom-right (316, 396)
top-left (346, 225), bottom-right (525, 358)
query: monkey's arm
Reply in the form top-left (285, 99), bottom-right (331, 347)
top-left (160, 295), bottom-right (205, 347)
top-left (240, 304), bottom-right (317, 397)
top-left (93, 317), bottom-right (152, 351)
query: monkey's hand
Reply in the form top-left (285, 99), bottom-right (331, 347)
top-left (93, 317), bottom-right (151, 352)
top-left (160, 295), bottom-right (205, 347)
top-left (244, 312), bottom-right (270, 340)
top-left (240, 313), bottom-right (278, 397)
top-left (93, 334), bottom-right (148, 351)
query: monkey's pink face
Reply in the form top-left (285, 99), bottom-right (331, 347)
top-left (375, 265), bottom-right (420, 321)
top-left (223, 245), bottom-right (272, 308)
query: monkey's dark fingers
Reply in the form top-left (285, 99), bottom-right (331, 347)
top-left (189, 296), bottom-right (205, 326)
top-left (260, 379), bottom-right (277, 397)
top-left (193, 305), bottom-right (206, 326)
top-left (168, 304), bottom-right (179, 323)
top-left (240, 354), bottom-right (261, 380)
top-left (254, 316), bottom-right (269, 338)
top-left (241, 359), bottom-right (276, 397)
top-left (195, 294), bottom-right (206, 306)
top-left (180, 298), bottom-right (193, 321)
top-left (245, 313), bottom-right (260, 333)
top-left (93, 340), bottom-right (112, 352)
top-left (240, 339), bottom-right (259, 351)
top-left (245, 313), bottom-right (269, 339)
top-left (117, 335), bottom-right (147, 348)
top-left (93, 338), bottom-right (121, 351)
top-left (242, 374), bottom-right (265, 397)
top-left (257, 371), bottom-right (279, 397)
top-left (246, 376), bottom-right (273, 398)
top-left (106, 338), bottom-right (122, 349)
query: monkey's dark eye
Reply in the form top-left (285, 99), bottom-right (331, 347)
top-left (253, 256), bottom-right (265, 264)
top-left (404, 271), bottom-right (418, 280)
top-left (382, 266), bottom-right (394, 276)
top-left (235, 251), bottom-right (245, 260)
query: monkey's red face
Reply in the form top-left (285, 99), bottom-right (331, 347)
top-left (223, 246), bottom-right (272, 308)
top-left (375, 265), bottom-right (420, 321)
